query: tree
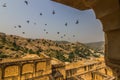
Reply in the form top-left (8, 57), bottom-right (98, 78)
top-left (0, 45), bottom-right (4, 49)
top-left (36, 48), bottom-right (43, 55)
top-left (12, 41), bottom-right (20, 51)
top-left (29, 49), bottom-right (35, 54)
top-left (27, 39), bottom-right (31, 42)
top-left (1, 36), bottom-right (6, 43)
top-left (0, 53), bottom-right (8, 58)
top-left (69, 52), bottom-right (75, 59)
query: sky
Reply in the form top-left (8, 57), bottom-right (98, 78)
top-left (0, 0), bottom-right (104, 43)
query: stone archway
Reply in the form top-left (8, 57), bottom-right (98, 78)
top-left (52, 0), bottom-right (120, 79)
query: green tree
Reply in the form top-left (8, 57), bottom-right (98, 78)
top-left (1, 36), bottom-right (6, 43)
top-left (29, 49), bottom-right (35, 54)
top-left (0, 53), bottom-right (8, 58)
top-left (69, 52), bottom-right (75, 59)
top-left (12, 41), bottom-right (20, 51)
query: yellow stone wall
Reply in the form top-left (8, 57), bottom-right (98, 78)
top-left (4, 66), bottom-right (19, 77)
top-left (0, 58), bottom-right (51, 80)
top-left (37, 76), bottom-right (49, 80)
top-left (59, 67), bottom-right (66, 79)
top-left (36, 62), bottom-right (46, 71)
top-left (0, 58), bottom-right (114, 80)
top-left (77, 67), bottom-right (85, 73)
top-left (21, 73), bottom-right (33, 80)
top-left (22, 64), bottom-right (34, 74)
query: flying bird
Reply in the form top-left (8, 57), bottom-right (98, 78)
top-left (65, 22), bottom-right (68, 26)
top-left (27, 20), bottom-right (30, 24)
top-left (40, 13), bottom-right (42, 16)
top-left (76, 20), bottom-right (79, 24)
top-left (18, 25), bottom-right (22, 28)
top-left (45, 24), bottom-right (47, 26)
top-left (14, 26), bottom-right (16, 28)
top-left (22, 32), bottom-right (25, 34)
top-left (52, 10), bottom-right (55, 15)
top-left (73, 35), bottom-right (75, 37)
top-left (61, 36), bottom-right (63, 38)
top-left (34, 22), bottom-right (36, 25)
top-left (24, 0), bottom-right (28, 5)
top-left (44, 29), bottom-right (46, 31)
top-left (57, 32), bottom-right (60, 34)
top-left (2, 3), bottom-right (7, 7)
top-left (46, 32), bottom-right (48, 34)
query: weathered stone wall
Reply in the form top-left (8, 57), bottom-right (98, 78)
top-left (77, 68), bottom-right (113, 80)
top-left (4, 66), bottom-right (19, 77)
top-left (66, 60), bottom-right (114, 80)
top-left (0, 58), bottom-right (51, 80)
top-left (0, 58), bottom-right (114, 80)
top-left (22, 64), bottom-right (34, 74)
top-left (52, 64), bottom-right (66, 79)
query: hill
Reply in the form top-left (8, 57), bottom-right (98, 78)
top-left (0, 32), bottom-right (103, 62)
top-left (85, 41), bottom-right (105, 53)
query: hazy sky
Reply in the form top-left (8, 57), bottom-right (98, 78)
top-left (0, 0), bottom-right (104, 43)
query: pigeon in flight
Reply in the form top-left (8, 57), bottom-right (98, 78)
top-left (61, 36), bottom-right (63, 38)
top-left (2, 3), bottom-right (7, 7)
top-left (46, 32), bottom-right (48, 34)
top-left (40, 13), bottom-right (42, 16)
top-left (22, 32), bottom-right (25, 34)
top-left (18, 25), bottom-right (22, 28)
top-left (76, 20), bottom-right (79, 24)
top-left (73, 35), bottom-right (75, 37)
top-left (27, 20), bottom-right (30, 24)
top-left (44, 29), bottom-right (46, 31)
top-left (14, 26), bottom-right (16, 28)
top-left (34, 22), bottom-right (36, 25)
top-left (45, 24), bottom-right (47, 26)
top-left (52, 10), bottom-right (55, 15)
top-left (65, 22), bottom-right (68, 26)
top-left (57, 32), bottom-right (60, 34)
top-left (24, 0), bottom-right (28, 5)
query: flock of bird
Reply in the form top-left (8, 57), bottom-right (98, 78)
top-left (1, 0), bottom-right (79, 39)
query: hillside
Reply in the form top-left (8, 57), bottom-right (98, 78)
top-left (0, 32), bottom-right (103, 62)
top-left (85, 41), bottom-right (105, 53)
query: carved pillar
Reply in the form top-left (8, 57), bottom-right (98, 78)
top-left (1, 66), bottom-right (5, 80)
top-left (33, 62), bottom-right (37, 77)
top-left (105, 68), bottom-right (108, 75)
top-left (18, 64), bottom-right (22, 80)
top-left (91, 72), bottom-right (94, 80)
top-left (0, 67), bottom-right (5, 80)
top-left (99, 9), bottom-right (120, 80)
top-left (91, 0), bottom-right (120, 79)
